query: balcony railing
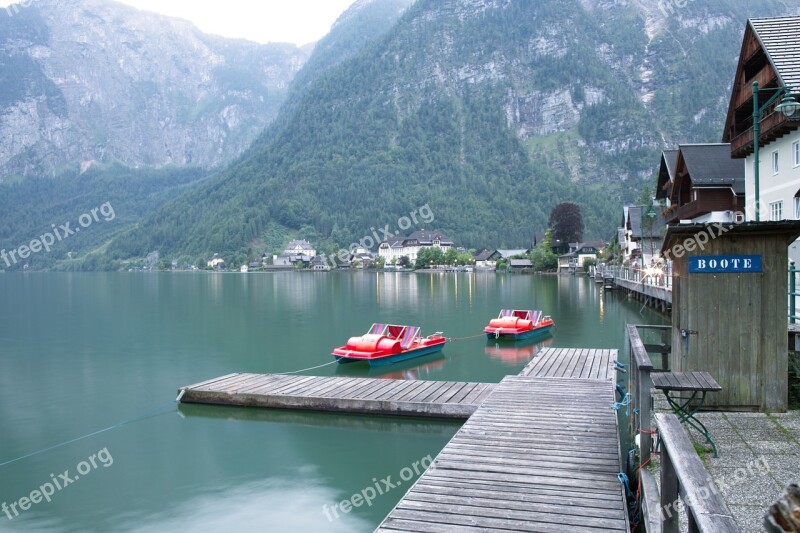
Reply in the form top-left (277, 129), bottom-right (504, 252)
top-left (732, 66), bottom-right (777, 110)
top-left (665, 197), bottom-right (740, 224)
top-left (731, 110), bottom-right (795, 157)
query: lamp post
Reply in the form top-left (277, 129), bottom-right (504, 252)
top-left (752, 82), bottom-right (799, 221)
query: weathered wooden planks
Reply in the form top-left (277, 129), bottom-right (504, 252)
top-left (519, 347), bottom-right (618, 383)
top-left (376, 376), bottom-right (630, 533)
top-left (182, 348), bottom-right (631, 532)
top-left (652, 371), bottom-right (722, 392)
top-left (179, 373), bottom-right (493, 419)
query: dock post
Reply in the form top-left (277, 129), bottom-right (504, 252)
top-left (661, 447), bottom-right (679, 533)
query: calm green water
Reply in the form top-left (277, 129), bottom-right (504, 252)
top-left (0, 272), bottom-right (667, 532)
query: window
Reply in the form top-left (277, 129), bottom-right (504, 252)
top-left (795, 196), bottom-right (800, 220)
top-left (772, 150), bottom-right (779, 175)
top-left (793, 141), bottom-right (800, 168)
top-left (770, 200), bottom-right (783, 221)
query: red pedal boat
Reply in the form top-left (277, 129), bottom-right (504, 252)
top-left (332, 324), bottom-right (446, 367)
top-left (484, 309), bottom-right (554, 340)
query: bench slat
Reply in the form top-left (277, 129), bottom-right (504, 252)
top-left (652, 372), bottom-right (722, 392)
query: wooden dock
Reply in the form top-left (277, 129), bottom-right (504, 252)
top-left (520, 347), bottom-right (617, 382)
top-left (377, 376), bottom-right (629, 532)
top-left (179, 348), bottom-right (629, 532)
top-left (179, 373), bottom-right (494, 419)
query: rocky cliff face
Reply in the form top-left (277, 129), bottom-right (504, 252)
top-left (0, 0), bottom-right (309, 179)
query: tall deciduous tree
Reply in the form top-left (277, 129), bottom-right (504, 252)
top-left (548, 203), bottom-right (584, 244)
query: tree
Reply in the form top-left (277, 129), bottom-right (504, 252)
top-left (397, 256), bottom-right (411, 268)
top-left (415, 247), bottom-right (445, 269)
top-left (529, 228), bottom-right (558, 271)
top-left (549, 203), bottom-right (585, 244)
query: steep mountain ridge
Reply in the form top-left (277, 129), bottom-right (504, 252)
top-left (104, 0), bottom-right (799, 265)
top-left (0, 0), bottom-right (308, 179)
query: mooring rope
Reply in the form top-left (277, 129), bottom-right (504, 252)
top-left (447, 332), bottom-right (488, 342)
top-left (0, 400), bottom-right (178, 468)
top-left (2, 328), bottom-right (496, 468)
top-left (274, 360), bottom-right (339, 375)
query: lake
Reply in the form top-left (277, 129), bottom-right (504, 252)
top-left (0, 272), bottom-right (667, 532)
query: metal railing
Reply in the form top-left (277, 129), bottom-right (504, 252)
top-left (600, 265), bottom-right (673, 290)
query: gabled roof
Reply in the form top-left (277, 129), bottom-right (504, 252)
top-left (286, 240), bottom-right (314, 250)
top-left (722, 17), bottom-right (800, 156)
top-left (573, 241), bottom-right (605, 251)
top-left (750, 17), bottom-right (800, 88)
top-left (655, 149), bottom-right (679, 201)
top-left (474, 249), bottom-right (499, 261)
top-left (497, 249), bottom-right (529, 259)
top-left (676, 144), bottom-right (745, 195)
top-left (406, 229), bottom-right (453, 244)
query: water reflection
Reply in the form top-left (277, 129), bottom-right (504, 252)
top-left (334, 353), bottom-right (447, 380)
top-left (123, 478), bottom-right (369, 533)
top-left (484, 335), bottom-right (554, 365)
top-left (0, 272), bottom-right (667, 532)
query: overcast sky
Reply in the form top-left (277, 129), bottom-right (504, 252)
top-left (1, 0), bottom-right (356, 45)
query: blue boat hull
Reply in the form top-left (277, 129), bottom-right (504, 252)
top-left (485, 324), bottom-right (554, 341)
top-left (335, 343), bottom-right (446, 367)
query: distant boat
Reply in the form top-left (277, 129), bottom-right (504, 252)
top-left (484, 309), bottom-right (554, 340)
top-left (332, 324), bottom-right (447, 367)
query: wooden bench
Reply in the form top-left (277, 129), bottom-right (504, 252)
top-left (652, 371), bottom-right (722, 457)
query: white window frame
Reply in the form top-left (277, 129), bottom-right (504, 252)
top-left (770, 200), bottom-right (783, 221)
top-left (795, 196), bottom-right (800, 220)
top-left (793, 140), bottom-right (800, 168)
top-left (772, 150), bottom-right (779, 175)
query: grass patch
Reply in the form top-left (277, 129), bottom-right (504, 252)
top-left (692, 441), bottom-right (711, 464)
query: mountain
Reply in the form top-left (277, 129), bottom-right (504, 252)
top-left (0, 0), bottom-right (309, 179)
top-left (102, 0), bottom-right (798, 267)
top-left (0, 0), bottom-right (415, 270)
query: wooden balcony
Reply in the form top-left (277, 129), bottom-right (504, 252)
top-left (732, 65), bottom-right (777, 110)
top-left (731, 111), bottom-right (798, 158)
top-left (665, 196), bottom-right (740, 224)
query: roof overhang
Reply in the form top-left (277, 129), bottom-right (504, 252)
top-left (661, 221), bottom-right (800, 255)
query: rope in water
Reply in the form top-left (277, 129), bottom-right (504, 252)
top-left (2, 329), bottom-right (493, 468)
top-left (274, 360), bottom-right (339, 375)
top-left (0, 400), bottom-right (178, 468)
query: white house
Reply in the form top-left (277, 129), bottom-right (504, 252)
top-left (722, 16), bottom-right (800, 261)
top-left (557, 242), bottom-right (605, 273)
top-left (379, 230), bottom-right (453, 263)
top-left (621, 205), bottom-right (668, 266)
top-left (284, 240), bottom-right (317, 258)
top-left (207, 254), bottom-right (225, 269)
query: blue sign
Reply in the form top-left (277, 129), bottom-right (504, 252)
top-left (688, 255), bottom-right (762, 274)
